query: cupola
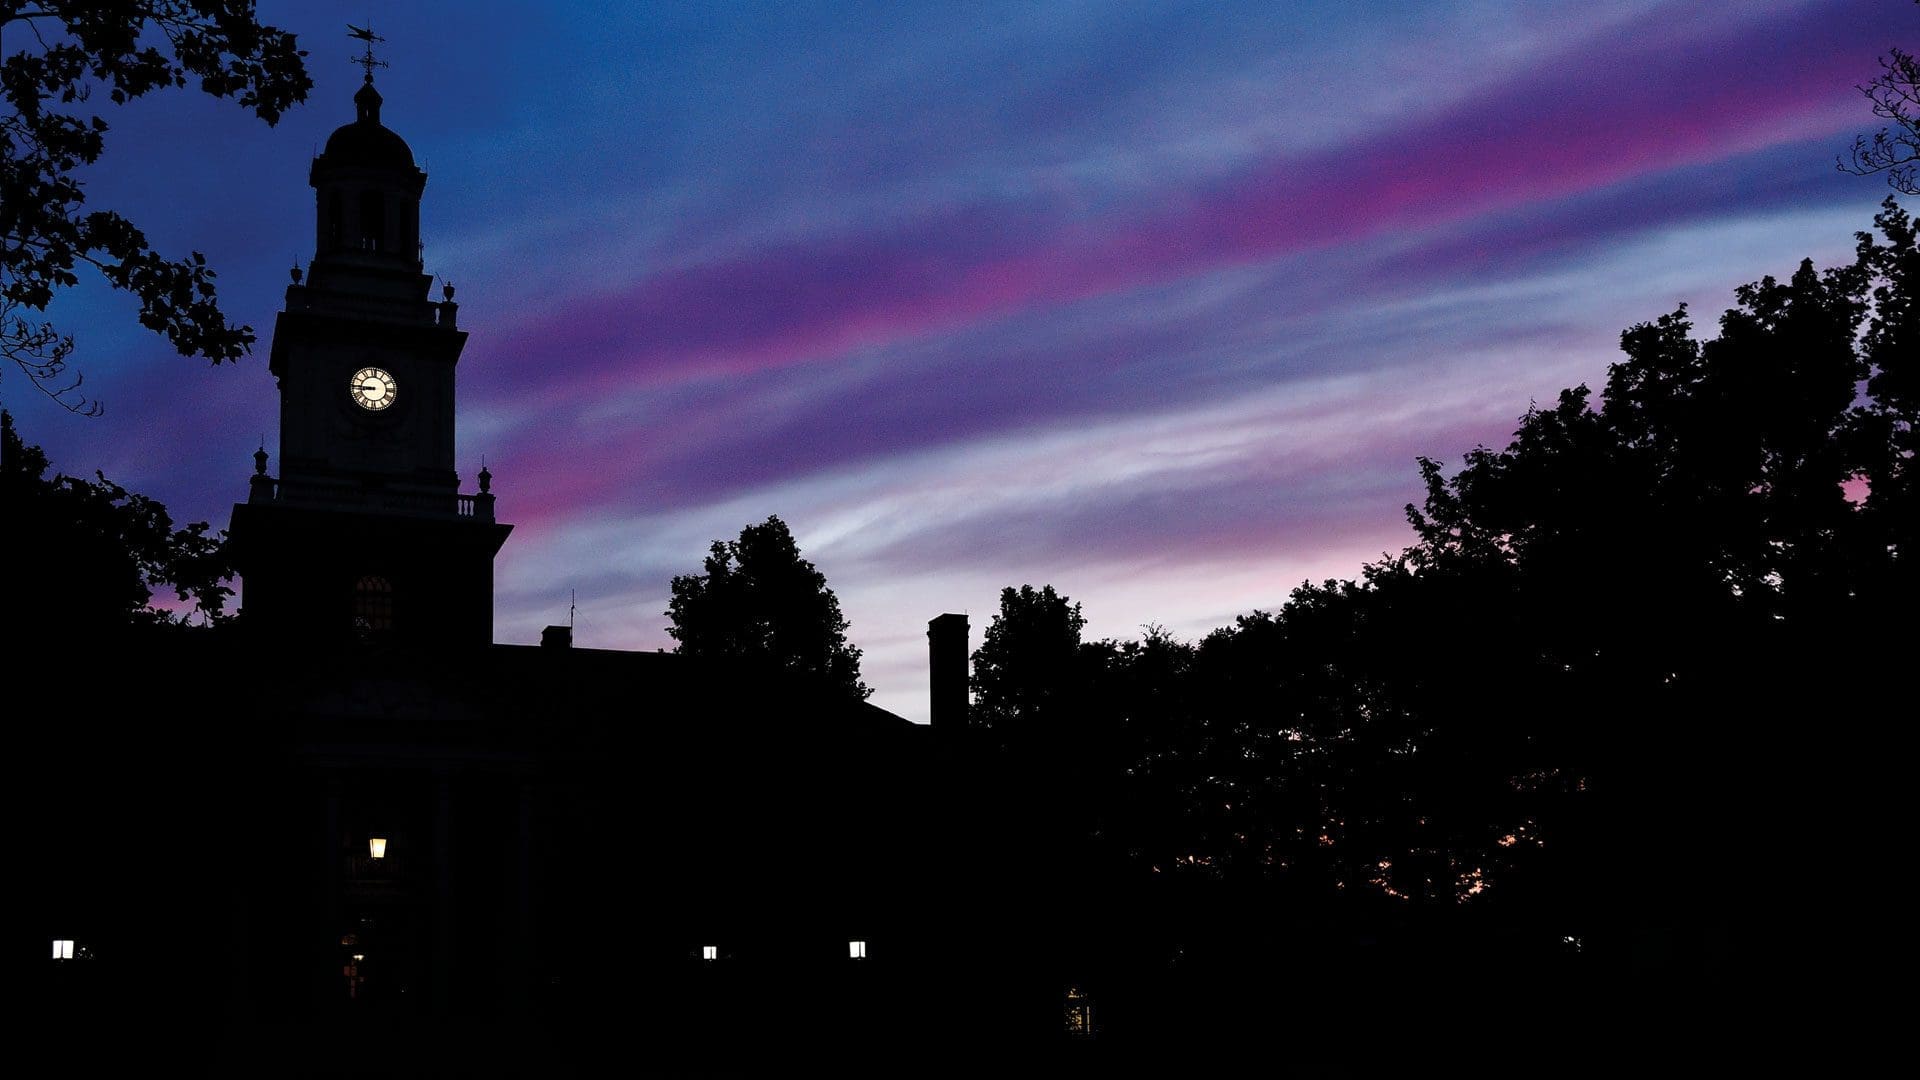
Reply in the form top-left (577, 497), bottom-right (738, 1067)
top-left (309, 79), bottom-right (427, 267)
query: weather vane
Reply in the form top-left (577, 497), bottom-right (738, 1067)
top-left (348, 23), bottom-right (387, 84)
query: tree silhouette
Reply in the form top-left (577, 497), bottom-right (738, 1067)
top-left (1851, 198), bottom-right (1917, 607)
top-left (665, 515), bottom-right (869, 700)
top-left (969, 584), bottom-right (1144, 859)
top-left (968, 205), bottom-right (1913, 950)
top-left (1410, 206), bottom-right (1910, 639)
top-left (970, 584), bottom-right (1090, 737)
top-left (2, 409), bottom-right (231, 631)
top-left (1840, 46), bottom-right (1920, 195)
top-left (1, 1), bottom-right (311, 414)
top-left (1388, 201), bottom-right (1914, 938)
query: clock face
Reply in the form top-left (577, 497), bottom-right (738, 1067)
top-left (350, 367), bottom-right (397, 411)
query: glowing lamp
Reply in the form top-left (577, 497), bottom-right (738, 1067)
top-left (369, 837), bottom-right (388, 859)
top-left (701, 945), bottom-right (717, 962)
top-left (52, 939), bottom-right (74, 960)
top-left (849, 940), bottom-right (867, 959)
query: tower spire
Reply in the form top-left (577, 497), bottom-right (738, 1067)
top-left (348, 23), bottom-right (388, 84)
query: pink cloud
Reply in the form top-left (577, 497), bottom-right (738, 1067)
top-left (474, 0), bottom-right (1886, 417)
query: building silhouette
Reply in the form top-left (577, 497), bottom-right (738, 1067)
top-left (228, 78), bottom-right (506, 652)
top-left (27, 75), bottom-right (1081, 1067)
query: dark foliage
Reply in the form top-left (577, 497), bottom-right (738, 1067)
top-left (978, 203), bottom-right (1915, 946)
top-left (970, 584), bottom-right (1094, 736)
top-left (2, 408), bottom-right (232, 629)
top-left (1, 1), bottom-right (311, 413)
top-left (666, 515), bottom-right (869, 700)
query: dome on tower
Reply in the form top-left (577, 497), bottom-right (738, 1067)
top-left (318, 82), bottom-right (416, 169)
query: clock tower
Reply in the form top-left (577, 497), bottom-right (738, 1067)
top-left (228, 76), bottom-right (510, 649)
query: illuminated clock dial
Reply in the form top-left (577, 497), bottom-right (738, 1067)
top-left (350, 367), bottom-right (397, 411)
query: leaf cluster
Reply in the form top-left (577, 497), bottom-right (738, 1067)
top-left (1, 1), bottom-right (311, 410)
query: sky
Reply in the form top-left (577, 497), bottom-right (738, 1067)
top-left (8, 0), bottom-right (1913, 721)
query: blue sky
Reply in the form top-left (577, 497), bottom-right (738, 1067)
top-left (8, 0), bottom-right (1912, 719)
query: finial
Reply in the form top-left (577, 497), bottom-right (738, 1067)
top-left (254, 443), bottom-right (269, 476)
top-left (442, 281), bottom-right (456, 302)
top-left (477, 459), bottom-right (492, 493)
top-left (290, 261), bottom-right (303, 284)
top-left (348, 24), bottom-right (388, 85)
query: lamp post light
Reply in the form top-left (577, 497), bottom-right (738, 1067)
top-left (368, 837), bottom-right (388, 859)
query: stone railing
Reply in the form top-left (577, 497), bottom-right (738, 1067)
top-left (249, 474), bottom-right (495, 522)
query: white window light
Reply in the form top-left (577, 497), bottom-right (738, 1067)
top-left (701, 945), bottom-right (718, 962)
top-left (849, 940), bottom-right (867, 959)
top-left (52, 939), bottom-right (74, 960)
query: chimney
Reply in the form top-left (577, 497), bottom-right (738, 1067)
top-left (541, 625), bottom-right (572, 649)
top-left (927, 613), bottom-right (969, 731)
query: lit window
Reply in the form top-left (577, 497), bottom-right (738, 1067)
top-left (368, 837), bottom-right (388, 859)
top-left (849, 940), bottom-right (867, 959)
top-left (1065, 986), bottom-right (1093, 1035)
top-left (52, 939), bottom-right (74, 960)
top-left (701, 945), bottom-right (717, 962)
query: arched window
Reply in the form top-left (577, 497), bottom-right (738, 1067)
top-left (359, 190), bottom-right (385, 252)
top-left (353, 576), bottom-right (393, 633)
